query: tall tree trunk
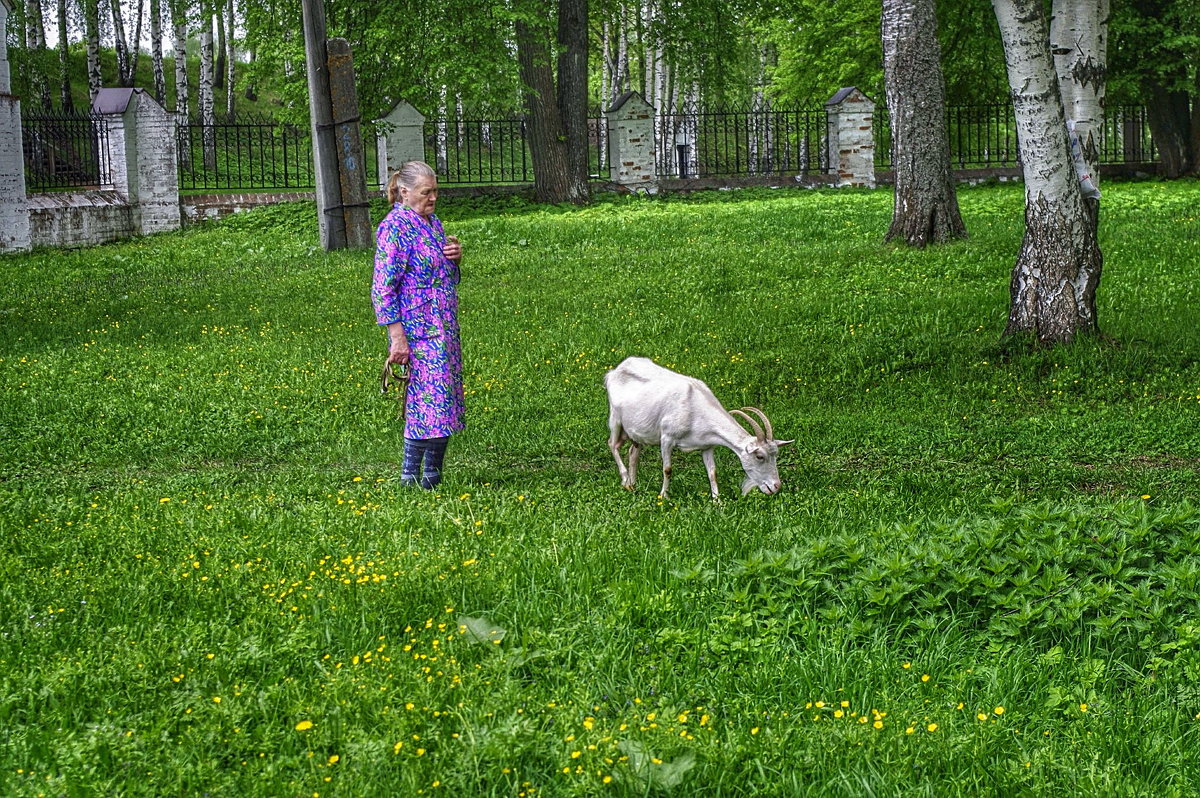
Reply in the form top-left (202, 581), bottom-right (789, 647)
top-left (557, 0), bottom-right (590, 200)
top-left (27, 0), bottom-right (47, 47)
top-left (130, 0), bottom-right (145, 86)
top-left (882, 0), bottom-right (967, 247)
top-left (84, 0), bottom-right (102, 105)
top-left (110, 0), bottom-right (131, 86)
top-left (56, 0), bottom-right (73, 110)
top-left (151, 0), bottom-right (166, 105)
top-left (1143, 81), bottom-right (1193, 178)
top-left (1051, 0), bottom-right (1108, 189)
top-left (27, 0), bottom-right (52, 109)
top-left (172, 0), bottom-right (191, 169)
top-left (515, 0), bottom-right (590, 205)
top-left (993, 0), bottom-right (1102, 345)
top-left (214, 5), bottom-right (225, 89)
top-left (199, 17), bottom-right (216, 170)
top-left (224, 0), bottom-right (235, 114)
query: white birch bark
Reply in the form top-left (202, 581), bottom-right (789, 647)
top-left (225, 0), bottom-right (235, 115)
top-left (993, 0), bottom-right (1101, 342)
top-left (199, 20), bottom-right (216, 170)
top-left (151, 0), bottom-right (167, 105)
top-left (1050, 0), bottom-right (1108, 183)
top-left (173, 4), bottom-right (189, 117)
top-left (85, 0), bottom-right (103, 105)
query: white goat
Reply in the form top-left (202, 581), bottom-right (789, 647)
top-left (604, 356), bottom-right (793, 498)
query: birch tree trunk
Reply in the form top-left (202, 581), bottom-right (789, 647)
top-left (27, 0), bottom-right (51, 109)
top-left (130, 0), bottom-right (145, 85)
top-left (110, 0), bottom-right (132, 86)
top-left (84, 0), bottom-right (103, 105)
top-left (1051, 0), bottom-right (1108, 187)
top-left (199, 18), bottom-right (217, 171)
top-left (56, 0), bottom-right (73, 110)
top-left (993, 0), bottom-right (1102, 344)
top-left (151, 0), bottom-right (167, 105)
top-left (882, 0), bottom-right (966, 247)
top-left (215, 5), bottom-right (225, 90)
top-left (173, 3), bottom-right (190, 117)
top-left (224, 0), bottom-right (235, 115)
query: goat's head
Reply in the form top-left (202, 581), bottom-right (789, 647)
top-left (729, 407), bottom-right (794, 496)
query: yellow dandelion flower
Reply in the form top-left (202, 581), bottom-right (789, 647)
top-left (212, 697), bottom-right (221, 704)
top-left (902, 662), bottom-right (912, 669)
top-left (393, 742), bottom-right (403, 754)
top-left (328, 755), bottom-right (339, 765)
top-left (994, 706), bottom-right (1005, 715)
top-left (833, 710), bottom-right (844, 719)
top-left (416, 748), bottom-right (426, 756)
top-left (583, 717), bottom-right (595, 730)
top-left (977, 712), bottom-right (989, 721)
top-left (906, 726), bottom-right (915, 734)
top-left (927, 723), bottom-right (938, 732)
top-left (873, 720), bottom-right (883, 729)
top-left (751, 727), bottom-right (759, 735)
top-left (295, 720), bottom-right (314, 731)
top-left (921, 674), bottom-right (930, 682)
top-left (840, 700), bottom-right (850, 708)
top-left (1079, 703), bottom-right (1088, 713)
top-left (571, 751), bottom-right (581, 759)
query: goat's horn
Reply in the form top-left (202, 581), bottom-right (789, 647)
top-left (730, 409), bottom-right (764, 441)
top-left (744, 406), bottom-right (774, 440)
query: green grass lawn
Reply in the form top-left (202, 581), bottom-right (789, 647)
top-left (3, 181), bottom-right (1200, 796)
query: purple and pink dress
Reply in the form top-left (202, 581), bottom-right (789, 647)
top-left (372, 205), bottom-right (466, 440)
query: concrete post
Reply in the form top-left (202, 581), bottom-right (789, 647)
top-left (825, 87), bottom-right (877, 188)
top-left (0, 0), bottom-right (32, 252)
top-left (93, 87), bottom-right (180, 235)
top-left (606, 91), bottom-right (656, 190)
top-left (376, 101), bottom-right (426, 187)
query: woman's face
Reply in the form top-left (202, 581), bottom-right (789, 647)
top-left (402, 176), bottom-right (438, 217)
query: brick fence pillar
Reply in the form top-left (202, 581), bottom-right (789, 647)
top-left (825, 87), bottom-right (877, 188)
top-left (0, 0), bottom-right (32, 253)
top-left (606, 91), bottom-right (656, 191)
top-left (376, 100), bottom-right (426, 187)
top-left (94, 87), bottom-right (180, 235)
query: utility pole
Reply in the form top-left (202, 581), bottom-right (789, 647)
top-left (301, 0), bottom-right (345, 250)
top-left (327, 38), bottom-right (372, 249)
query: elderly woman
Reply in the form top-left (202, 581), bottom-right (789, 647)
top-left (372, 161), bottom-right (465, 489)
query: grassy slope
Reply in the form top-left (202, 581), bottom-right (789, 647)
top-left (2, 182), bottom-right (1200, 796)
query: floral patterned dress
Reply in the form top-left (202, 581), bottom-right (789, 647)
top-left (372, 204), bottom-right (465, 439)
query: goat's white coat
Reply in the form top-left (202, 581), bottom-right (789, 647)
top-left (604, 357), bottom-right (792, 498)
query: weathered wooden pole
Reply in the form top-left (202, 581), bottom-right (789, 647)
top-left (327, 38), bottom-right (372, 249)
top-left (301, 0), bottom-right (345, 250)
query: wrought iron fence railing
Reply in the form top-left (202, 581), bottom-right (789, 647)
top-left (176, 113), bottom-right (330, 191)
top-left (20, 102), bottom-right (1164, 196)
top-left (21, 111), bottom-right (112, 192)
top-left (874, 103), bottom-right (1157, 170)
top-left (423, 117), bottom-right (610, 184)
top-left (656, 105), bottom-right (829, 179)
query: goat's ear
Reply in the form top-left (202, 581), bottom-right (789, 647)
top-left (775, 438), bottom-right (795, 447)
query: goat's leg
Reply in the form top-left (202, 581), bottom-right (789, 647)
top-left (701, 448), bottom-right (720, 499)
top-left (627, 443), bottom-right (641, 490)
top-left (608, 419), bottom-right (632, 489)
top-left (658, 441), bottom-right (673, 498)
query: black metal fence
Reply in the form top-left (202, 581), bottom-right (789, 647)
top-left (176, 114), bottom-right (330, 191)
top-left (19, 102), bottom-right (1163, 196)
top-left (21, 111), bottom-right (112, 191)
top-left (656, 104), bottom-right (828, 179)
top-left (875, 103), bottom-right (1157, 170)
top-left (425, 117), bottom-right (610, 184)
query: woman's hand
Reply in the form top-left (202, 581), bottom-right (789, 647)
top-left (443, 235), bottom-right (462, 263)
top-left (386, 322), bottom-right (410, 365)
